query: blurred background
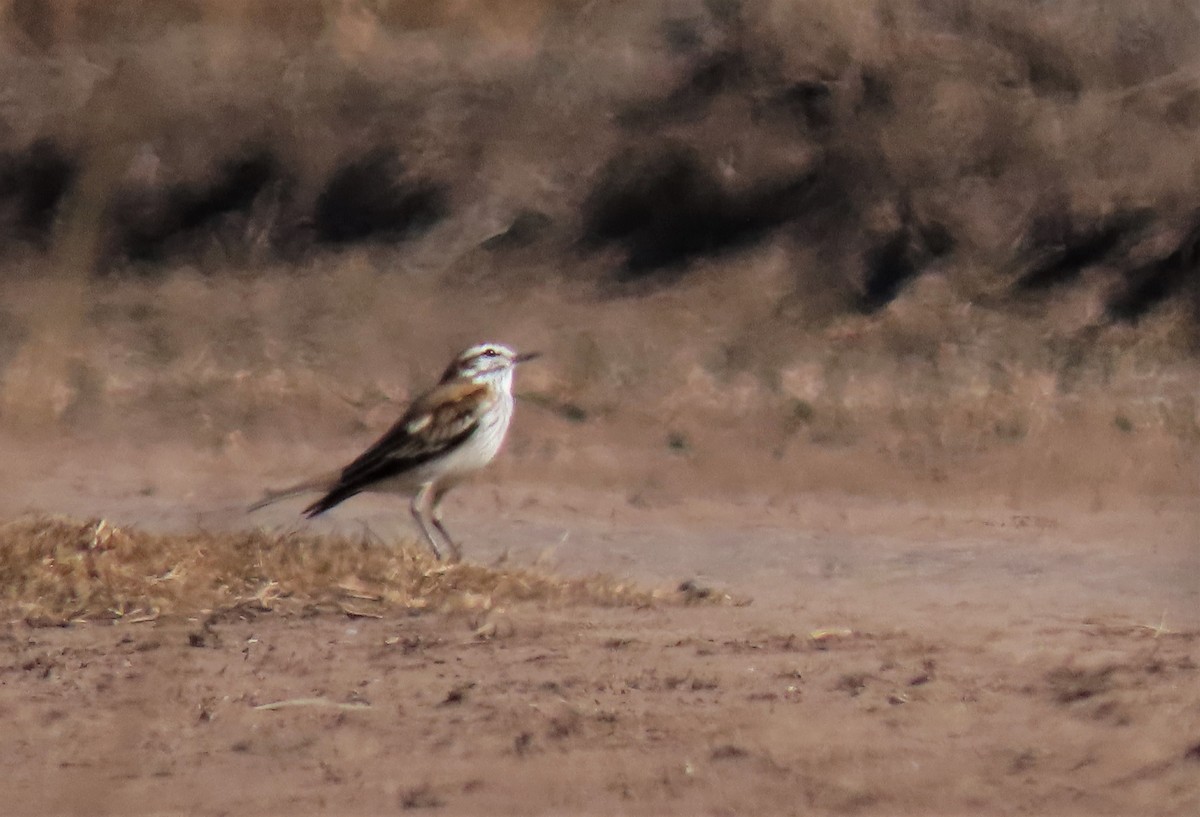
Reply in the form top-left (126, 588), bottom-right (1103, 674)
top-left (1, 0), bottom-right (1197, 511)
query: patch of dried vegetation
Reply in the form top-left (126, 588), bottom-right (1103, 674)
top-left (1, 1), bottom-right (1198, 504)
top-left (0, 515), bottom-right (660, 624)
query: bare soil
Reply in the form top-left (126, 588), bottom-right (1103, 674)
top-left (2, 441), bottom-right (1198, 816)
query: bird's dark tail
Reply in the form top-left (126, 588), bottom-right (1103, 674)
top-left (247, 469), bottom-right (342, 514)
top-left (301, 485), bottom-right (360, 519)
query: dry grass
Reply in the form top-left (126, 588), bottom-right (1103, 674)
top-left (0, 515), bottom-right (662, 624)
top-left (1, 1), bottom-right (1198, 505)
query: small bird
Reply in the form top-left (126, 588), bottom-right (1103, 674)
top-left (250, 342), bottom-right (539, 561)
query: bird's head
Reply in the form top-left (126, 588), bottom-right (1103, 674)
top-left (442, 342), bottom-right (540, 384)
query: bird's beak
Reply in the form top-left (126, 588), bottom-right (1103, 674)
top-left (514, 351), bottom-right (541, 364)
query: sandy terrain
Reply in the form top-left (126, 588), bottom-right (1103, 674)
top-left (2, 435), bottom-right (1198, 816)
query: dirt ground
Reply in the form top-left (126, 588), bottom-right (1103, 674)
top-left (2, 436), bottom-right (1198, 816)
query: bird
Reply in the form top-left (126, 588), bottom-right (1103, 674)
top-left (249, 342), bottom-right (539, 561)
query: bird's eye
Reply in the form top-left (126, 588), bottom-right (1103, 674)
top-left (482, 349), bottom-right (498, 358)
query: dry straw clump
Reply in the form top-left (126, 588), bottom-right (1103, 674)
top-left (0, 515), bottom-right (658, 624)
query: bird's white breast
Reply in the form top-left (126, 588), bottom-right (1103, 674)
top-left (436, 388), bottom-right (513, 479)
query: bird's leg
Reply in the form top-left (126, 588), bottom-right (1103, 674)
top-left (410, 484), bottom-right (448, 560)
top-left (430, 484), bottom-right (462, 563)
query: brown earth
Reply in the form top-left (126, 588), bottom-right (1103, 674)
top-left (2, 433), bottom-right (1199, 816)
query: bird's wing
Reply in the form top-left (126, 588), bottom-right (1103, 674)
top-left (303, 380), bottom-right (490, 517)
